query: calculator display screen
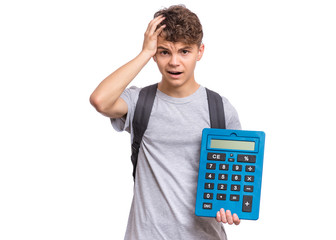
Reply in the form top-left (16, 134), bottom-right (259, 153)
top-left (210, 139), bottom-right (255, 151)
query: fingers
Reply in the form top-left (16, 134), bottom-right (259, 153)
top-left (233, 213), bottom-right (241, 225)
top-left (215, 209), bottom-right (240, 225)
top-left (216, 208), bottom-right (227, 223)
top-left (146, 15), bottom-right (165, 36)
top-left (155, 24), bottom-right (166, 37)
top-left (226, 210), bottom-right (233, 225)
top-left (142, 15), bottom-right (166, 56)
top-left (216, 210), bottom-right (221, 222)
top-left (220, 208), bottom-right (227, 223)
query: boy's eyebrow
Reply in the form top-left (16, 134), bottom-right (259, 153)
top-left (157, 46), bottom-right (169, 50)
top-left (181, 46), bottom-right (193, 50)
top-left (157, 45), bottom-right (194, 50)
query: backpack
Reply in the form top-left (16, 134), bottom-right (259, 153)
top-left (130, 83), bottom-right (226, 180)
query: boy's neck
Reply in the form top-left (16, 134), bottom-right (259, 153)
top-left (158, 78), bottom-right (200, 98)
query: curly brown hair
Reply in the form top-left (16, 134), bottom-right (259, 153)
top-left (154, 5), bottom-right (203, 47)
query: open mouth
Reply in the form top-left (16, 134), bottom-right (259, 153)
top-left (167, 71), bottom-right (183, 75)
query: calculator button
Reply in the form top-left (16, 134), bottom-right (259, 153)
top-left (230, 195), bottom-right (240, 201)
top-left (207, 152), bottom-right (226, 161)
top-left (232, 174), bottom-right (241, 181)
top-left (233, 165), bottom-right (242, 171)
top-left (203, 203), bottom-right (212, 209)
top-left (219, 164), bottom-right (229, 171)
top-left (244, 185), bottom-right (254, 192)
top-left (206, 163), bottom-right (216, 170)
top-left (218, 174), bottom-right (228, 180)
top-left (245, 175), bottom-right (255, 182)
top-left (245, 165), bottom-right (255, 172)
top-left (205, 173), bottom-right (215, 179)
top-left (205, 183), bottom-right (214, 189)
top-left (217, 184), bottom-right (227, 190)
top-left (204, 193), bottom-right (213, 199)
top-left (231, 184), bottom-right (241, 191)
top-left (237, 154), bottom-right (256, 163)
top-left (242, 195), bottom-right (253, 212)
top-left (217, 194), bottom-right (226, 200)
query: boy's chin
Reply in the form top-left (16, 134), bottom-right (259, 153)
top-left (161, 78), bottom-right (185, 87)
top-left (161, 79), bottom-right (197, 92)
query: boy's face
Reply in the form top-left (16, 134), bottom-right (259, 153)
top-left (154, 37), bottom-right (204, 88)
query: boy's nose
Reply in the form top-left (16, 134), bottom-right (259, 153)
top-left (168, 54), bottom-right (180, 66)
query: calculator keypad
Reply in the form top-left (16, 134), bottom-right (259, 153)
top-left (201, 153), bottom-right (257, 214)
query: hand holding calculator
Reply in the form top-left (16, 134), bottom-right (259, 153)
top-left (195, 129), bottom-right (266, 220)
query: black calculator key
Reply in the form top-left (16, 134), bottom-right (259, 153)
top-left (205, 183), bottom-right (214, 189)
top-left (232, 174), bottom-right (241, 181)
top-left (231, 184), bottom-right (241, 191)
top-left (244, 185), bottom-right (254, 192)
top-left (219, 164), bottom-right (229, 171)
top-left (233, 165), bottom-right (242, 171)
top-left (230, 195), bottom-right (240, 201)
top-left (217, 194), bottom-right (226, 200)
top-left (206, 163), bottom-right (216, 170)
top-left (217, 184), bottom-right (227, 190)
top-left (205, 173), bottom-right (215, 179)
top-left (203, 203), bottom-right (212, 209)
top-left (246, 165), bottom-right (255, 172)
top-left (218, 174), bottom-right (228, 180)
top-left (237, 154), bottom-right (256, 163)
top-left (204, 193), bottom-right (213, 199)
top-left (242, 195), bottom-right (253, 212)
top-left (245, 165), bottom-right (255, 172)
top-left (207, 152), bottom-right (226, 161)
top-left (245, 175), bottom-right (255, 182)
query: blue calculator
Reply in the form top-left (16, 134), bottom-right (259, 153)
top-left (195, 128), bottom-right (265, 220)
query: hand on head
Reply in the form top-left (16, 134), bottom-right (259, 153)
top-left (142, 15), bottom-right (166, 57)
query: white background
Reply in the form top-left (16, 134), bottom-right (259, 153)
top-left (1, 0), bottom-right (335, 239)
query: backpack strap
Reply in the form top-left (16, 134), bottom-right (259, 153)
top-left (131, 83), bottom-right (158, 180)
top-left (205, 88), bottom-right (226, 129)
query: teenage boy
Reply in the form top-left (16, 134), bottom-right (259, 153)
top-left (90, 5), bottom-right (241, 240)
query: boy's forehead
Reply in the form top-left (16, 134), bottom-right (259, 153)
top-left (157, 37), bottom-right (198, 49)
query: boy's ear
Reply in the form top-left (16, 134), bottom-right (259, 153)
top-left (197, 44), bottom-right (205, 61)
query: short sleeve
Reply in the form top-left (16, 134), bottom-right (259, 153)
top-left (222, 97), bottom-right (242, 130)
top-left (110, 86), bottom-right (141, 133)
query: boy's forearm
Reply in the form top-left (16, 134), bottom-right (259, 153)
top-left (90, 51), bottom-right (152, 113)
top-left (90, 16), bottom-right (166, 115)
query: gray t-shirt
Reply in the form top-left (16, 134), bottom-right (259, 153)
top-left (111, 85), bottom-right (241, 240)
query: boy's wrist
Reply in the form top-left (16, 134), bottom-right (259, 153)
top-left (138, 50), bottom-right (155, 62)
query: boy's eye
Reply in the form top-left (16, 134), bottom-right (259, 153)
top-left (181, 50), bottom-right (189, 55)
top-left (160, 51), bottom-right (169, 55)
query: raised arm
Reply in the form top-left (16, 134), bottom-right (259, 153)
top-left (90, 16), bottom-right (166, 118)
